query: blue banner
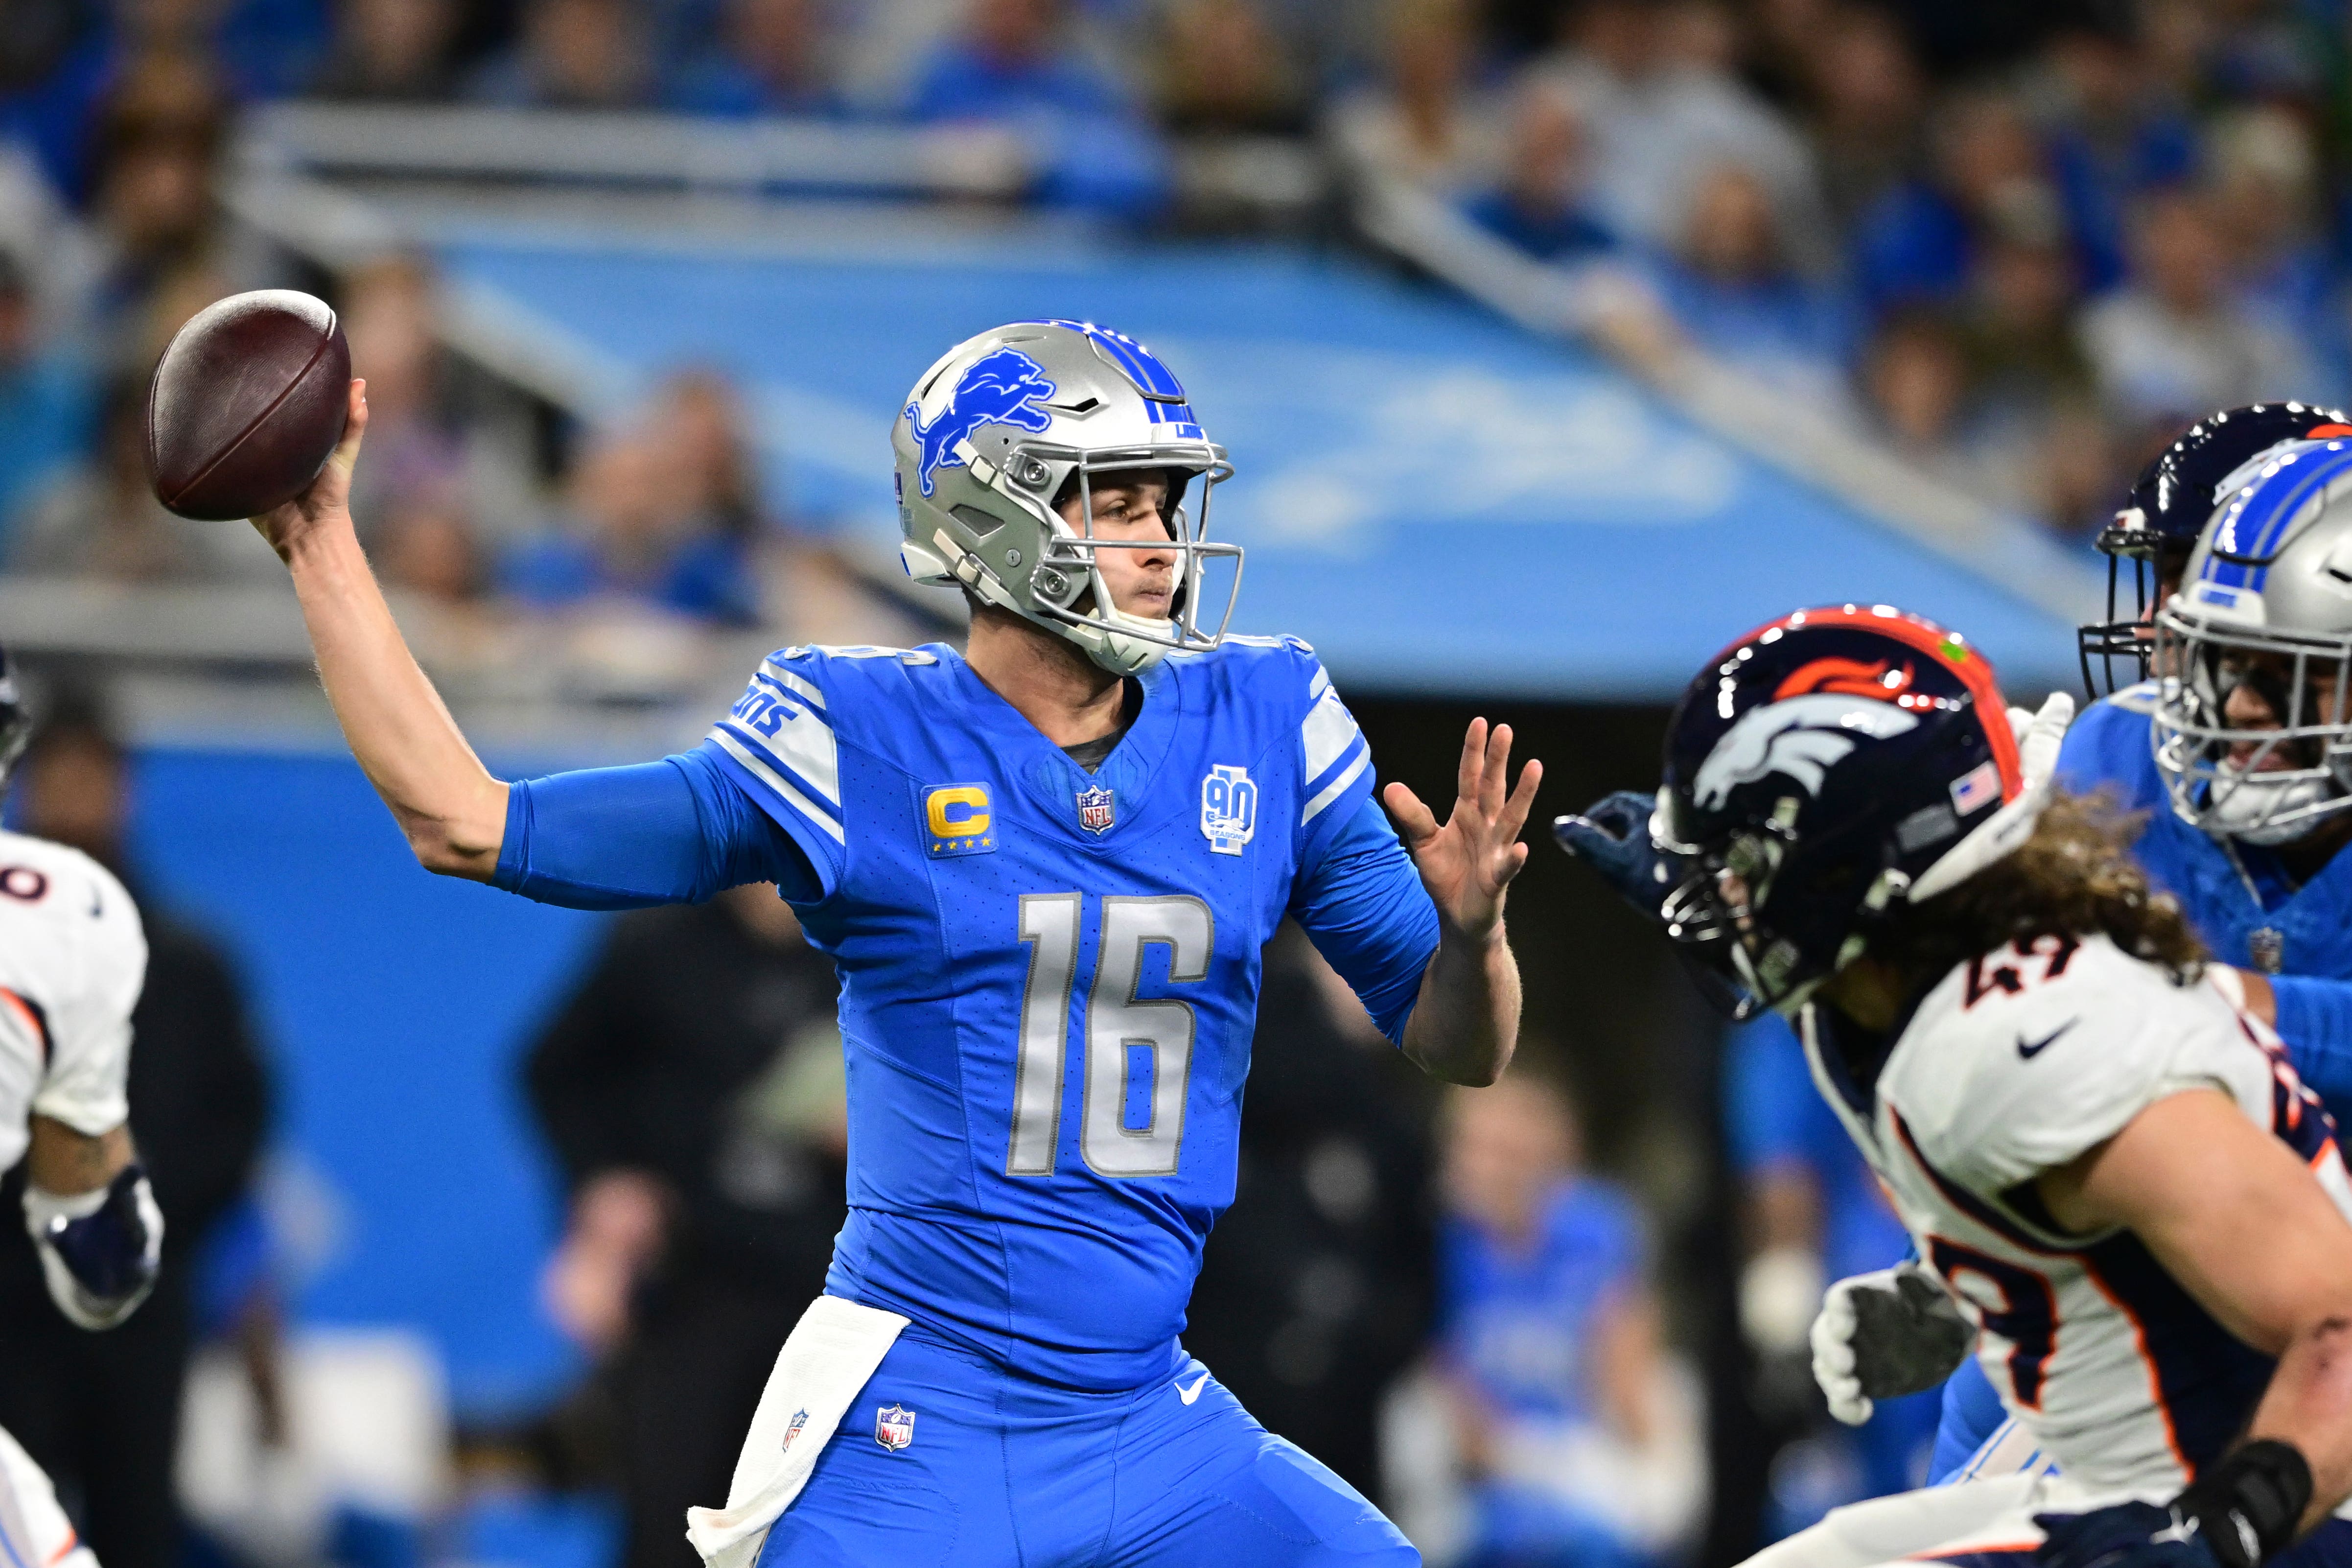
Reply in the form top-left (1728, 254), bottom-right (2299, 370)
top-left (441, 236), bottom-right (2082, 698)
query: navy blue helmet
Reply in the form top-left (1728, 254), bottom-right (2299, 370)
top-left (2081, 402), bottom-right (2352, 698)
top-left (1657, 606), bottom-right (2025, 1017)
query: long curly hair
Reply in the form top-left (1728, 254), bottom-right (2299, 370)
top-left (1864, 787), bottom-right (2207, 988)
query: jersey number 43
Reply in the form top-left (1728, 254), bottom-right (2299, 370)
top-left (1009, 893), bottom-right (1212, 1179)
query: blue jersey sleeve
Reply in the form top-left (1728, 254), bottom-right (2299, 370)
top-left (1929, 1360), bottom-right (2016, 1484)
top-left (697, 650), bottom-right (849, 899)
top-left (1724, 1014), bottom-right (1830, 1176)
top-left (2267, 974), bottom-right (2352, 1107)
top-left (1294, 653), bottom-right (1379, 869)
top-left (1289, 795), bottom-right (1440, 1046)
top-left (492, 749), bottom-right (816, 909)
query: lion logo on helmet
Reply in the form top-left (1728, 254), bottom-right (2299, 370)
top-left (906, 347), bottom-right (1059, 498)
top-left (1693, 657), bottom-right (1923, 810)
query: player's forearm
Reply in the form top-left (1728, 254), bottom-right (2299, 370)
top-left (1401, 923), bottom-right (1518, 1085)
top-left (2248, 1316), bottom-right (2352, 1532)
top-left (282, 518), bottom-right (506, 878)
top-left (25, 1118), bottom-right (131, 1197)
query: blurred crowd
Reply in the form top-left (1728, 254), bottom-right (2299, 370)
top-left (1, 0), bottom-right (2345, 550)
top-left (0, 8), bottom-right (950, 676)
top-left (1348, 0), bottom-right (2352, 540)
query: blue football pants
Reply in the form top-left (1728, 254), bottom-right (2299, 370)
top-left (753, 1329), bottom-right (1420, 1568)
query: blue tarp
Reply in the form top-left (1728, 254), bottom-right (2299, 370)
top-left (440, 236), bottom-right (2085, 698)
top-left (131, 748), bottom-right (605, 1419)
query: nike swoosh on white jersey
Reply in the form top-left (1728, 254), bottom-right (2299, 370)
top-left (1176, 1371), bottom-right (1211, 1404)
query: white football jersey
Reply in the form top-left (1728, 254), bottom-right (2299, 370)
top-left (0, 830), bottom-right (143, 1172)
top-left (1802, 933), bottom-right (2352, 1499)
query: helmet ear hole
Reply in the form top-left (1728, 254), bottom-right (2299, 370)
top-left (950, 505), bottom-right (1008, 539)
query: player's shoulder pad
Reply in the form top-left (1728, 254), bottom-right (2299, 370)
top-left (0, 831), bottom-right (142, 938)
top-left (1170, 633), bottom-right (1322, 702)
top-left (732, 643), bottom-right (948, 743)
top-left (2064, 689), bottom-right (2157, 748)
top-left (0, 832), bottom-right (146, 1025)
top-left (2054, 690), bottom-right (2163, 808)
top-left (709, 645), bottom-right (937, 843)
top-left (1887, 934), bottom-right (2240, 1193)
top-left (1218, 636), bottom-right (1378, 829)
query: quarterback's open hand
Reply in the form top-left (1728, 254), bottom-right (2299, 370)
top-left (1384, 719), bottom-right (1542, 940)
top-left (251, 377), bottom-right (368, 562)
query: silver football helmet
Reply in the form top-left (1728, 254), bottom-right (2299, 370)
top-left (892, 319), bottom-right (1240, 676)
top-left (2153, 437), bottom-right (2352, 843)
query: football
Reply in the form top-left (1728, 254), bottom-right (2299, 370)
top-left (145, 288), bottom-right (351, 521)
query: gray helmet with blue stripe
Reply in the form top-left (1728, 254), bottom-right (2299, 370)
top-left (892, 319), bottom-right (1240, 676)
top-left (2154, 436), bottom-right (2352, 843)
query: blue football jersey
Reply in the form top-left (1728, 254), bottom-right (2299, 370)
top-left (2058, 685), bottom-right (2352, 979)
top-left (696, 636), bottom-right (1437, 1392)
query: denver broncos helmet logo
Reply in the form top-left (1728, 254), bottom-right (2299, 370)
top-left (906, 347), bottom-right (1059, 497)
top-left (1692, 690), bottom-right (1920, 810)
top-left (1774, 656), bottom-right (1917, 703)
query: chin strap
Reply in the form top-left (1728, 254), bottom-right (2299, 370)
top-left (1911, 692), bottom-right (2074, 902)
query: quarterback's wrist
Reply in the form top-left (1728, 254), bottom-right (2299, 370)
top-left (1433, 903), bottom-right (1507, 948)
top-left (275, 507), bottom-right (362, 572)
top-left (2172, 1440), bottom-right (2312, 1568)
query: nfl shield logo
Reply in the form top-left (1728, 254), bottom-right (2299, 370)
top-left (1075, 785), bottom-right (1116, 835)
top-left (874, 1404), bottom-right (915, 1451)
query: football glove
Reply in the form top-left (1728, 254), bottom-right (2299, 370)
top-left (1810, 1261), bottom-right (1973, 1427)
top-left (2009, 692), bottom-right (2075, 791)
top-left (25, 1163), bottom-right (163, 1331)
top-left (1553, 791), bottom-right (1685, 924)
top-left (2035, 1502), bottom-right (2222, 1568)
top-left (2036, 1441), bottom-right (2311, 1568)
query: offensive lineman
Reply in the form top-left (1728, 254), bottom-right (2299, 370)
top-left (1565, 604), bottom-right (2352, 1568)
top-left (1800, 410), bottom-right (2352, 1502)
top-left (0, 649), bottom-right (167, 1568)
top-left (246, 321), bottom-right (1538, 1566)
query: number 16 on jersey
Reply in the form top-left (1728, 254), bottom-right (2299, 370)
top-left (1008, 893), bottom-right (1212, 1180)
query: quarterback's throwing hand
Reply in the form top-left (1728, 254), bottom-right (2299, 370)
top-left (1385, 719), bottom-right (1542, 939)
top-left (251, 377), bottom-right (368, 562)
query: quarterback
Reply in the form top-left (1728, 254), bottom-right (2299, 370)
top-left (1563, 606), bottom-right (2352, 1568)
top-left (248, 321), bottom-right (1538, 1566)
top-left (0, 650), bottom-right (167, 1568)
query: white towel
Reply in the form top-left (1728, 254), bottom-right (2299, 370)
top-left (682, 1294), bottom-right (909, 1568)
